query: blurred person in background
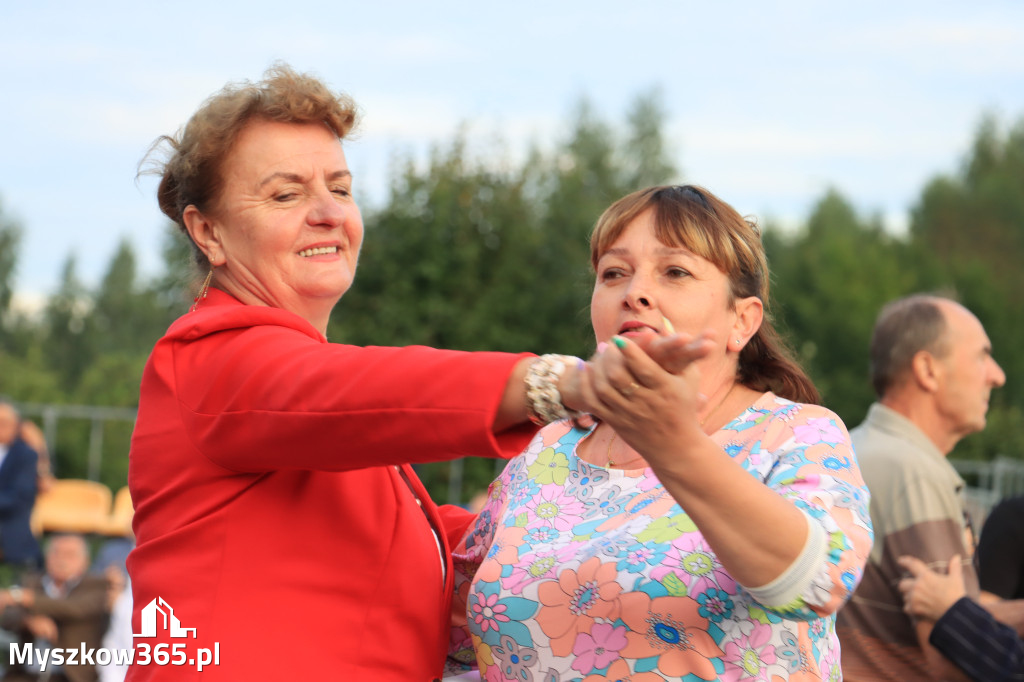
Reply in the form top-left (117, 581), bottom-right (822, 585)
top-left (17, 420), bottom-right (54, 495)
top-left (976, 495), bottom-right (1024, 601)
top-left (837, 294), bottom-right (1020, 681)
top-left (0, 399), bottom-right (41, 582)
top-left (0, 534), bottom-right (109, 682)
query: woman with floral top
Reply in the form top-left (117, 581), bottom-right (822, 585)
top-left (448, 185), bottom-right (874, 682)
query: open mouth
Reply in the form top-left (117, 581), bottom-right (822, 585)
top-left (298, 246), bottom-right (339, 257)
top-left (619, 321), bottom-right (657, 335)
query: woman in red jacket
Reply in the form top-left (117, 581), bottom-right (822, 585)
top-left (125, 63), bottom-right (600, 681)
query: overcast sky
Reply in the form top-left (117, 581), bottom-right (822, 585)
top-left (3, 1), bottom-right (1023, 308)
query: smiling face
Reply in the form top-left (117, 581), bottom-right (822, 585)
top-left (184, 119), bottom-right (363, 332)
top-left (591, 209), bottom-right (761, 387)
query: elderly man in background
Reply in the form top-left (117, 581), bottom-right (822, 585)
top-left (0, 534), bottom-right (110, 682)
top-left (0, 399), bottom-right (41, 580)
top-left (837, 293), bottom-right (1022, 680)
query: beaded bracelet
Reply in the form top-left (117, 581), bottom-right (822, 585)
top-left (525, 354), bottom-right (583, 426)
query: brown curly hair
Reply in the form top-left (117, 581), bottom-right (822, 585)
top-left (141, 62), bottom-right (359, 269)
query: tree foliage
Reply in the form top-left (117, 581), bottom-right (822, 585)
top-left (1, 102), bottom-right (1023, 499)
top-left (0, 196), bottom-right (22, 339)
top-left (905, 114), bottom-right (1024, 458)
top-left (766, 189), bottom-right (922, 423)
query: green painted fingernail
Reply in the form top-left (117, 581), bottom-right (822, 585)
top-left (612, 335), bottom-right (627, 349)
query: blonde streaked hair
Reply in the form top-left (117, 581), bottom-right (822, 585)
top-left (590, 185), bottom-right (820, 404)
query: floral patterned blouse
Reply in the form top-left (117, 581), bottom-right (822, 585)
top-left (448, 392), bottom-right (873, 682)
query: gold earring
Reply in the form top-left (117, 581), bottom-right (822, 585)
top-left (190, 268), bottom-right (214, 312)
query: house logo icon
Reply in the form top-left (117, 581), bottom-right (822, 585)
top-left (134, 597), bottom-right (197, 639)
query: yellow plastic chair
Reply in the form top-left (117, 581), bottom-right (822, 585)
top-left (30, 479), bottom-right (113, 536)
top-left (99, 485), bottom-right (134, 537)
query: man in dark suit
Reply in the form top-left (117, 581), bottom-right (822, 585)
top-left (1, 534), bottom-right (110, 682)
top-left (0, 399), bottom-right (41, 578)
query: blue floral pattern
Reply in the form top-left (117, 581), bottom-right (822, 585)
top-left (449, 393), bottom-right (873, 682)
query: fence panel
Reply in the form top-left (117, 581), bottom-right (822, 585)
top-left (15, 403), bottom-right (1024, 524)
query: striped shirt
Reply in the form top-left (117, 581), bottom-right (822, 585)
top-left (930, 597), bottom-right (1024, 681)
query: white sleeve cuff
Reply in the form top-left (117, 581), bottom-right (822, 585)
top-left (744, 510), bottom-right (828, 609)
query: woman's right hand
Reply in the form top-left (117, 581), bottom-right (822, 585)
top-left (559, 328), bottom-right (714, 421)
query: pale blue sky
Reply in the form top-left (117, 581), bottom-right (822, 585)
top-left (3, 1), bottom-right (1023, 306)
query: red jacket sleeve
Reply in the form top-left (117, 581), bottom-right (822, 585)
top-left (164, 312), bottom-right (535, 473)
top-left (437, 503), bottom-right (477, 552)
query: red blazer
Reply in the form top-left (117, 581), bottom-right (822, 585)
top-left (126, 290), bottom-right (534, 681)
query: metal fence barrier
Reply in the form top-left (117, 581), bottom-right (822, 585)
top-left (17, 402), bottom-right (138, 482)
top-left (14, 402), bottom-right (1024, 521)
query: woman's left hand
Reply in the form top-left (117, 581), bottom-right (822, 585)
top-left (576, 331), bottom-right (713, 465)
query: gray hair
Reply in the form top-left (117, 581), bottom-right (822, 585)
top-left (869, 293), bottom-right (955, 398)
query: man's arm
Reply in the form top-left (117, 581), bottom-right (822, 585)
top-left (983, 597), bottom-right (1024, 637)
top-left (900, 554), bottom-right (976, 680)
top-left (900, 554), bottom-right (1022, 681)
top-left (929, 598), bottom-right (1024, 682)
top-left (27, 576), bottom-right (108, 621)
top-left (914, 618), bottom-right (975, 681)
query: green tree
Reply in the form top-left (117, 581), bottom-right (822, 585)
top-left (909, 113), bottom-right (1024, 460)
top-left (0, 344), bottom-right (60, 402)
top-left (42, 256), bottom-right (96, 392)
top-left (0, 197), bottom-right (63, 414)
top-left (531, 92), bottom-right (681, 356)
top-left (152, 221), bottom-right (198, 319)
top-left (767, 189), bottom-right (921, 423)
top-left (0, 197), bottom-right (19, 321)
top-left (90, 238), bottom-right (167, 360)
top-left (622, 88), bottom-right (676, 190)
top-left (333, 135), bottom-right (536, 349)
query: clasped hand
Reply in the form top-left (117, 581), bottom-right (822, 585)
top-left (564, 329), bottom-right (716, 465)
top-left (897, 554), bottom-right (967, 621)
